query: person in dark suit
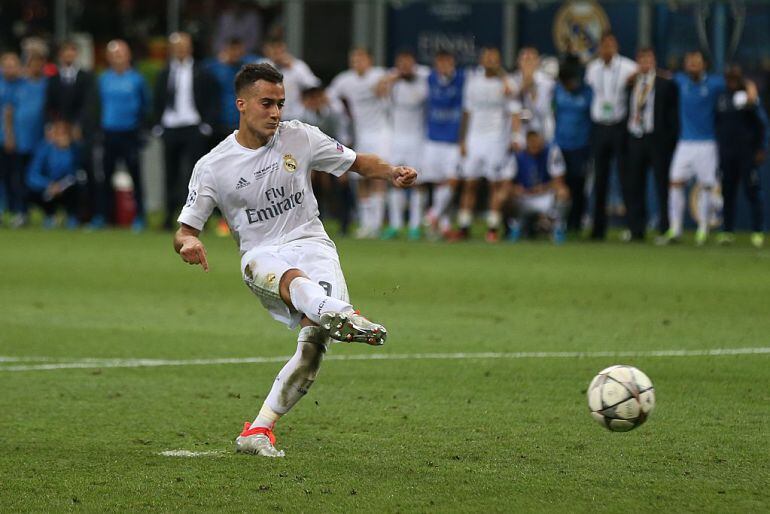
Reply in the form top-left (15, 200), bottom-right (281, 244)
top-left (623, 47), bottom-right (679, 240)
top-left (152, 32), bottom-right (218, 230)
top-left (45, 40), bottom-right (97, 221)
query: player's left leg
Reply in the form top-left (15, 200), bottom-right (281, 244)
top-left (237, 320), bottom-right (328, 457)
top-left (694, 142), bottom-right (719, 246)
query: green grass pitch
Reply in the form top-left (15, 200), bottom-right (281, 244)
top-left (1, 228), bottom-right (769, 512)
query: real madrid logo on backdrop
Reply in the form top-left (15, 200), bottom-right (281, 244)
top-left (553, 1), bottom-right (610, 62)
top-left (283, 154), bottom-right (297, 173)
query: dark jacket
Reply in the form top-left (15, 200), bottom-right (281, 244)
top-left (626, 72), bottom-right (679, 150)
top-left (152, 61), bottom-right (218, 128)
top-left (45, 68), bottom-right (97, 132)
top-left (715, 90), bottom-right (768, 155)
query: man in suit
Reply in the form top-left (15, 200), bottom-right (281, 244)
top-left (624, 47), bottom-right (678, 241)
top-left (152, 32), bottom-right (218, 230)
top-left (45, 41), bottom-right (97, 222)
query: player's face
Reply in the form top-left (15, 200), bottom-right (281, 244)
top-left (107, 42), bottom-right (131, 70)
top-left (26, 55), bottom-right (45, 77)
top-left (598, 37), bottom-right (617, 61)
top-left (685, 53), bottom-right (704, 76)
top-left (349, 50), bottom-right (371, 74)
top-left (434, 54), bottom-right (455, 76)
top-left (50, 123), bottom-right (72, 147)
top-left (526, 134), bottom-right (544, 154)
top-left (237, 80), bottom-right (285, 140)
top-left (517, 48), bottom-right (538, 71)
top-left (637, 51), bottom-right (655, 74)
top-left (1, 55), bottom-right (21, 79)
top-left (395, 54), bottom-right (415, 76)
top-left (480, 48), bottom-right (501, 72)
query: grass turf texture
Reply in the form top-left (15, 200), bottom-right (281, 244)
top-left (1, 228), bottom-right (769, 512)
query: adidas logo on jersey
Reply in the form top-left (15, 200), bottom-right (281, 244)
top-left (235, 177), bottom-right (251, 190)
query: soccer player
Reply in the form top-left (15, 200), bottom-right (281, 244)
top-left (379, 49), bottom-right (428, 240)
top-left (456, 46), bottom-right (515, 242)
top-left (173, 63), bottom-right (417, 457)
top-left (327, 48), bottom-right (390, 238)
top-left (661, 50), bottom-right (758, 245)
top-left (422, 50), bottom-right (465, 239)
top-left (508, 131), bottom-right (569, 244)
top-left (510, 47), bottom-right (556, 147)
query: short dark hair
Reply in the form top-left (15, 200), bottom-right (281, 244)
top-left (234, 63), bottom-right (283, 95)
top-left (225, 37), bottom-right (243, 47)
top-left (301, 86), bottom-right (324, 98)
top-left (395, 47), bottom-right (415, 59)
top-left (637, 46), bottom-right (655, 56)
top-left (600, 31), bottom-right (616, 44)
top-left (434, 49), bottom-right (454, 59)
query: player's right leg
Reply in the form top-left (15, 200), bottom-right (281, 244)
top-left (658, 142), bottom-right (691, 245)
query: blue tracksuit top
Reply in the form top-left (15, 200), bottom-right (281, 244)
top-left (674, 72), bottom-right (725, 141)
top-left (99, 68), bottom-right (149, 131)
top-left (553, 83), bottom-right (593, 151)
top-left (8, 77), bottom-right (48, 153)
top-left (26, 141), bottom-right (78, 192)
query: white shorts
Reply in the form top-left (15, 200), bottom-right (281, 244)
top-left (421, 140), bottom-right (459, 183)
top-left (670, 140), bottom-right (718, 186)
top-left (514, 192), bottom-right (556, 216)
top-left (240, 237), bottom-right (349, 329)
top-left (356, 131), bottom-right (391, 157)
top-left (463, 139), bottom-right (513, 181)
top-left (390, 137), bottom-right (423, 169)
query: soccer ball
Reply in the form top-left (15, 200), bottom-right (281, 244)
top-left (587, 365), bottom-right (655, 432)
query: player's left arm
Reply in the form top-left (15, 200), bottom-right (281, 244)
top-left (349, 153), bottom-right (417, 188)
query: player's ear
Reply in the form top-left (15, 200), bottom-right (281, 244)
top-left (236, 97), bottom-right (246, 113)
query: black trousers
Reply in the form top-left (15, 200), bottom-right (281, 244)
top-left (721, 150), bottom-right (764, 233)
top-left (101, 129), bottom-right (143, 221)
top-left (562, 146), bottom-right (591, 232)
top-left (590, 122), bottom-right (627, 239)
top-left (28, 187), bottom-right (78, 217)
top-left (162, 125), bottom-right (209, 227)
top-left (1, 151), bottom-right (31, 215)
top-left (625, 134), bottom-right (674, 238)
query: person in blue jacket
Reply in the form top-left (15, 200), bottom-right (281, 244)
top-left (552, 56), bottom-right (592, 233)
top-left (94, 39), bottom-right (149, 230)
top-left (4, 51), bottom-right (48, 227)
top-left (1, 51), bottom-right (24, 226)
top-left (26, 120), bottom-right (80, 228)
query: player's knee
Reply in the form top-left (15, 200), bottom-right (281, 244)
top-left (279, 268), bottom-right (308, 303)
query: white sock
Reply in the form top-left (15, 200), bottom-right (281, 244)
top-left (487, 210), bottom-right (501, 230)
top-left (433, 184), bottom-right (453, 218)
top-left (388, 188), bottom-right (406, 229)
top-left (358, 196), bottom-right (372, 231)
top-left (371, 192), bottom-right (386, 232)
top-left (288, 276), bottom-right (352, 325)
top-left (669, 186), bottom-right (685, 237)
top-left (408, 189), bottom-right (425, 230)
top-left (252, 326), bottom-right (328, 428)
top-left (458, 209), bottom-right (473, 229)
top-left (698, 187), bottom-right (712, 234)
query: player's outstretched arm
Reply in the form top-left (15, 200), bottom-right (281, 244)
top-left (349, 153), bottom-right (417, 188)
top-left (174, 223), bottom-right (209, 272)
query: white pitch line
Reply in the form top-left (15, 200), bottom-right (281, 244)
top-left (158, 450), bottom-right (227, 458)
top-left (0, 347), bottom-right (768, 372)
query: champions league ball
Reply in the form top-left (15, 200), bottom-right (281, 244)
top-left (587, 365), bottom-right (655, 432)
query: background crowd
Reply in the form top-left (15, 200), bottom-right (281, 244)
top-left (1, 25), bottom-right (768, 246)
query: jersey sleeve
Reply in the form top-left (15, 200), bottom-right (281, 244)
top-left (177, 159), bottom-right (218, 230)
top-left (306, 123), bottom-right (356, 177)
top-left (548, 145), bottom-right (566, 178)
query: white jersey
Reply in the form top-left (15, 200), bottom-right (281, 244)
top-left (510, 70), bottom-right (556, 141)
top-left (259, 57), bottom-right (321, 121)
top-left (463, 72), bottom-right (512, 144)
top-left (178, 121), bottom-right (356, 255)
top-left (327, 67), bottom-right (389, 139)
top-left (390, 69), bottom-right (429, 144)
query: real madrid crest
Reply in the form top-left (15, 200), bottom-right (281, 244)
top-left (553, 1), bottom-right (610, 62)
top-left (283, 154), bottom-right (297, 173)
